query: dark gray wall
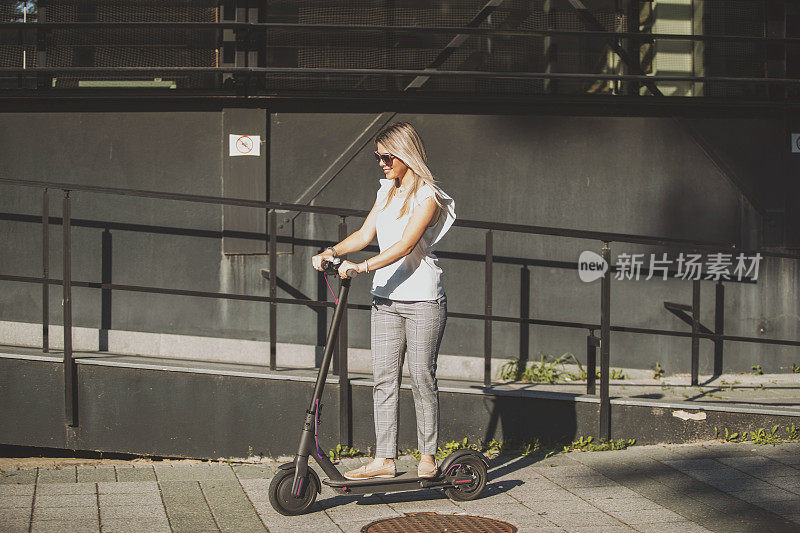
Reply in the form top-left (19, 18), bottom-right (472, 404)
top-left (1, 107), bottom-right (798, 374)
top-left (2, 357), bottom-right (797, 457)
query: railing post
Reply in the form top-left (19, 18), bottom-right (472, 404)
top-left (337, 217), bottom-right (351, 446)
top-left (599, 241), bottom-right (611, 440)
top-left (42, 188), bottom-right (49, 353)
top-left (100, 228), bottom-right (112, 352)
top-left (713, 281), bottom-right (724, 377)
top-left (62, 191), bottom-right (77, 427)
top-left (519, 265), bottom-right (530, 377)
top-left (484, 230), bottom-right (493, 387)
top-left (269, 209), bottom-right (277, 370)
top-left (586, 331), bottom-right (598, 395)
top-left (691, 279), bottom-right (700, 386)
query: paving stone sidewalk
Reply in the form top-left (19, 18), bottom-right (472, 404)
top-left (1, 441), bottom-right (798, 533)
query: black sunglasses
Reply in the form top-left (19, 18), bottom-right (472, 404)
top-left (374, 151), bottom-right (397, 166)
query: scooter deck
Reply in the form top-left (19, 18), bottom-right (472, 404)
top-left (322, 472), bottom-right (445, 495)
top-left (323, 471), bottom-right (430, 486)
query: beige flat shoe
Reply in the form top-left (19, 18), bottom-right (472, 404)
top-left (344, 461), bottom-right (396, 480)
top-left (418, 460), bottom-right (438, 479)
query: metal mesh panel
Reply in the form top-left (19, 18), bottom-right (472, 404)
top-left (49, 27), bottom-right (216, 47)
top-left (702, 0), bottom-right (766, 98)
top-left (0, 0), bottom-right (790, 98)
top-left (790, 41), bottom-right (800, 99)
top-left (46, 0), bottom-right (217, 22)
top-left (0, 4), bottom-right (16, 22)
top-left (0, 3), bottom-right (36, 87)
top-left (281, 1), bottom-right (623, 96)
top-left (94, 47), bottom-right (215, 67)
top-left (0, 2), bottom-right (36, 22)
top-left (42, 0), bottom-right (218, 89)
top-left (521, 9), bottom-right (627, 95)
top-left (0, 45), bottom-right (36, 68)
top-left (294, 1), bottom-right (494, 28)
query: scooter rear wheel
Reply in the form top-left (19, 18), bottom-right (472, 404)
top-left (444, 455), bottom-right (488, 501)
top-left (268, 468), bottom-right (318, 516)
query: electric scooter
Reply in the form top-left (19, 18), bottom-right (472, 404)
top-left (268, 257), bottom-right (488, 515)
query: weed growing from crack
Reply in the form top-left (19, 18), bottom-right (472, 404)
top-left (498, 353), bottom-right (628, 384)
top-left (652, 362), bottom-right (665, 379)
top-left (328, 444), bottom-right (362, 461)
top-left (563, 436), bottom-right (636, 452)
top-left (714, 424), bottom-right (800, 445)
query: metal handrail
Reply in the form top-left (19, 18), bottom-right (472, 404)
top-left (2, 273), bottom-right (797, 348)
top-left (3, 21), bottom-right (800, 45)
top-left (1, 175), bottom-right (798, 440)
top-left (1, 177), bottom-right (797, 260)
top-left (3, 67), bottom-right (800, 86)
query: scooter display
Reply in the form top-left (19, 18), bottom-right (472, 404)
top-left (268, 257), bottom-right (488, 515)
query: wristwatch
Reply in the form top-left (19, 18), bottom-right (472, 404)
top-left (324, 246), bottom-right (338, 258)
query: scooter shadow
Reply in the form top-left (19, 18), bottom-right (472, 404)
top-left (313, 454), bottom-right (539, 511)
top-left (315, 490), bottom-right (441, 511)
top-left (316, 478), bottom-right (525, 510)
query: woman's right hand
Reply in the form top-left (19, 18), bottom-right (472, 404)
top-left (312, 250), bottom-right (335, 271)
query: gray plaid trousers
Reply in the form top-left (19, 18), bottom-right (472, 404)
top-left (370, 294), bottom-right (447, 458)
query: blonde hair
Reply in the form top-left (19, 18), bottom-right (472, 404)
top-left (375, 121), bottom-right (443, 218)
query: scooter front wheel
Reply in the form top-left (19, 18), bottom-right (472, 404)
top-left (268, 468), bottom-right (319, 516)
top-left (444, 454), bottom-right (488, 501)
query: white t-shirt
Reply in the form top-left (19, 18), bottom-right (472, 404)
top-left (370, 178), bottom-right (456, 301)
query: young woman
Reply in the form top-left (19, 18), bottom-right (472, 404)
top-left (311, 121), bottom-right (456, 480)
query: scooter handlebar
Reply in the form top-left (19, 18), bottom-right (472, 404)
top-left (320, 258), bottom-right (358, 278)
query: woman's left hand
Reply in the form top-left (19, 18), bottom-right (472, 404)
top-left (337, 260), bottom-right (360, 279)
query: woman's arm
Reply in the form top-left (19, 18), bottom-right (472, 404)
top-left (338, 196), bottom-right (438, 277)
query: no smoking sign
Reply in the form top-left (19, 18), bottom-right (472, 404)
top-left (229, 134), bottom-right (262, 156)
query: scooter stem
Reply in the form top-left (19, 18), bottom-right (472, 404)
top-left (308, 277), bottom-right (351, 411)
top-left (292, 276), bottom-right (352, 495)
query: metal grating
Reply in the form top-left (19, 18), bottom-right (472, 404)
top-left (361, 512), bottom-right (517, 533)
top-left (290, 0), bottom-right (624, 97)
top-left (0, 0), bottom-right (794, 98)
top-left (702, 0), bottom-right (767, 99)
top-left (46, 0), bottom-right (218, 23)
top-left (40, 0), bottom-right (218, 89)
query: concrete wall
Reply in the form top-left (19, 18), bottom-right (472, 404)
top-left (1, 106), bottom-right (798, 374)
top-left (2, 355), bottom-right (798, 457)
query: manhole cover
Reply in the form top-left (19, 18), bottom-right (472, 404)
top-left (362, 512), bottom-right (517, 533)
